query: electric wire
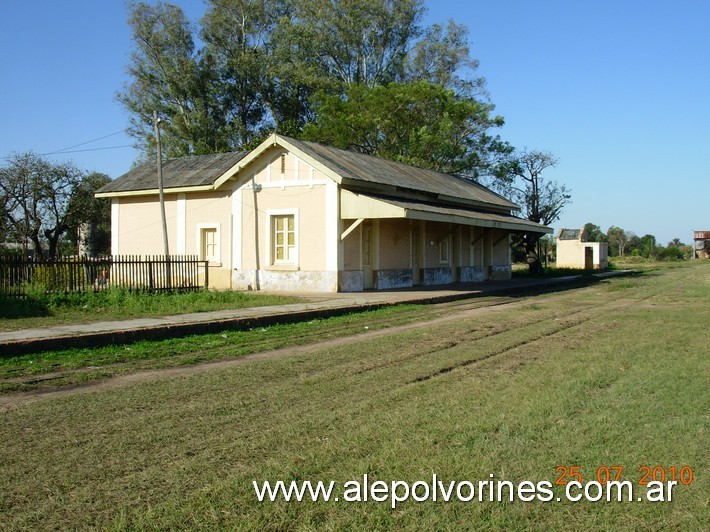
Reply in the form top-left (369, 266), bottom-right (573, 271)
top-left (1, 130), bottom-right (133, 160)
top-left (42, 130), bottom-right (128, 155)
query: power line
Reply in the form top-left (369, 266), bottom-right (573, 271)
top-left (44, 145), bottom-right (134, 155)
top-left (1, 130), bottom-right (135, 160)
top-left (42, 130), bottom-right (128, 156)
top-left (1, 143), bottom-right (134, 161)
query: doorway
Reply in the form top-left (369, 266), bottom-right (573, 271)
top-left (584, 246), bottom-right (594, 269)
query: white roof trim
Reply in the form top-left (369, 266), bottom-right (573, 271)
top-left (211, 134), bottom-right (345, 190)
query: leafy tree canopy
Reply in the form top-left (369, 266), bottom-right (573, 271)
top-left (118, 0), bottom-right (503, 178)
top-left (302, 81), bottom-right (510, 178)
top-left (584, 222), bottom-right (606, 242)
top-left (606, 225), bottom-right (631, 257)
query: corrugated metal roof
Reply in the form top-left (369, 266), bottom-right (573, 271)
top-left (96, 151), bottom-right (249, 193)
top-left (96, 135), bottom-right (520, 215)
top-left (281, 136), bottom-right (519, 211)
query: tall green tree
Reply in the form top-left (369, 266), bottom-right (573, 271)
top-left (639, 234), bottom-right (657, 258)
top-left (627, 233), bottom-right (641, 256)
top-left (273, 0), bottom-right (424, 89)
top-left (66, 172), bottom-right (112, 256)
top-left (584, 222), bottom-right (606, 242)
top-left (200, 0), bottom-right (284, 147)
top-left (119, 0), bottom-right (504, 164)
top-left (404, 20), bottom-right (484, 95)
top-left (302, 81), bottom-right (510, 178)
top-left (117, 1), bottom-right (228, 157)
top-left (268, 1), bottom-right (480, 126)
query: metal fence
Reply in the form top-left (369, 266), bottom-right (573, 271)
top-left (0, 255), bottom-right (208, 296)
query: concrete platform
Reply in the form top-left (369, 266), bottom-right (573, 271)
top-left (0, 271), bottom-right (636, 356)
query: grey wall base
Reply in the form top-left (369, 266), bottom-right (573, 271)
top-left (374, 269), bottom-right (413, 290)
top-left (234, 265), bottom-right (511, 292)
top-left (339, 270), bottom-right (364, 292)
top-left (490, 265), bottom-right (512, 280)
top-left (233, 269), bottom-right (338, 292)
top-left (421, 267), bottom-right (453, 286)
top-left (458, 266), bottom-right (486, 283)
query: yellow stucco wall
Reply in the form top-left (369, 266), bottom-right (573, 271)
top-left (556, 240), bottom-right (608, 269)
top-left (114, 196), bottom-right (178, 256)
top-left (342, 225), bottom-right (360, 271)
top-left (238, 178), bottom-right (328, 272)
top-left (114, 192), bottom-right (234, 289)
top-left (231, 148), bottom-right (339, 291)
top-left (183, 191), bottom-right (233, 288)
top-left (422, 222), bottom-right (452, 267)
top-left (378, 219), bottom-right (411, 269)
top-left (456, 226), bottom-right (471, 267)
top-left (183, 192), bottom-right (231, 259)
top-left (491, 229), bottom-right (510, 265)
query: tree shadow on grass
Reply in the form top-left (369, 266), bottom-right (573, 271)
top-left (0, 296), bottom-right (52, 319)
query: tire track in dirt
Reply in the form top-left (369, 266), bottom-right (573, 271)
top-left (410, 314), bottom-right (592, 383)
top-left (408, 273), bottom-right (687, 383)
top-left (354, 290), bottom-right (635, 377)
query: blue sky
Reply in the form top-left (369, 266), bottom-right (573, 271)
top-left (1, 0), bottom-right (708, 245)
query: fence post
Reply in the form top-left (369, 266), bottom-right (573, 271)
top-left (204, 260), bottom-right (209, 289)
top-left (166, 254), bottom-right (172, 291)
top-left (148, 257), bottom-right (154, 291)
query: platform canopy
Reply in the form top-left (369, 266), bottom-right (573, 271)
top-left (340, 190), bottom-right (552, 234)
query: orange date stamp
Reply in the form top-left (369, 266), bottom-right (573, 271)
top-left (555, 465), bottom-right (694, 486)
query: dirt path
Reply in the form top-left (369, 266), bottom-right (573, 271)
top-left (0, 274), bottom-right (668, 411)
top-left (0, 297), bottom-right (532, 410)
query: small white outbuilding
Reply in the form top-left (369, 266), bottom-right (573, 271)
top-left (556, 228), bottom-right (608, 270)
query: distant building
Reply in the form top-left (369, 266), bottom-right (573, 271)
top-left (556, 228), bottom-right (608, 270)
top-left (693, 231), bottom-right (710, 259)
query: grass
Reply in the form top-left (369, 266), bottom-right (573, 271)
top-left (0, 304), bottom-right (432, 392)
top-left (0, 287), bottom-right (303, 332)
top-left (0, 262), bottom-right (708, 529)
top-left (608, 257), bottom-right (696, 271)
top-left (512, 257), bottom-right (699, 278)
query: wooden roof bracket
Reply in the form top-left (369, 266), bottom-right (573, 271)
top-left (340, 218), bottom-right (365, 241)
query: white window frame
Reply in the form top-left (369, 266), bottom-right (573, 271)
top-left (196, 223), bottom-right (221, 266)
top-left (266, 209), bottom-right (299, 269)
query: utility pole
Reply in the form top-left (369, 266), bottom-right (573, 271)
top-left (153, 110), bottom-right (171, 289)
